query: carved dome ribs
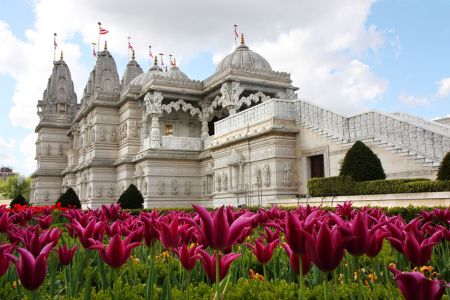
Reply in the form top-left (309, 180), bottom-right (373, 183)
top-left (216, 43), bottom-right (272, 74)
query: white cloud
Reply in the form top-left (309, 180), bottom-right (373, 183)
top-left (19, 133), bottom-right (37, 176)
top-left (436, 77), bottom-right (450, 97)
top-left (0, 138), bottom-right (16, 168)
top-left (399, 94), bottom-right (430, 107)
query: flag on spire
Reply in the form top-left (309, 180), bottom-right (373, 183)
top-left (148, 45), bottom-right (153, 58)
top-left (159, 53), bottom-right (164, 66)
top-left (127, 36), bottom-right (133, 50)
top-left (91, 43), bottom-right (97, 58)
top-left (98, 22), bottom-right (109, 35)
top-left (234, 25), bottom-right (239, 44)
top-left (53, 33), bottom-right (58, 49)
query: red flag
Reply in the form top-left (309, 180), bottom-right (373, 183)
top-left (98, 22), bottom-right (109, 35)
top-left (53, 33), bottom-right (57, 49)
top-left (127, 37), bottom-right (133, 50)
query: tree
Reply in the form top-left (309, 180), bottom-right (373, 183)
top-left (56, 188), bottom-right (81, 208)
top-left (437, 151), bottom-right (450, 180)
top-left (0, 175), bottom-right (31, 199)
top-left (9, 194), bottom-right (28, 207)
top-left (339, 140), bottom-right (386, 182)
top-left (117, 184), bottom-right (144, 209)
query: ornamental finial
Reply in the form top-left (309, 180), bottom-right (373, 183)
top-left (104, 40), bottom-right (107, 50)
top-left (240, 33), bottom-right (245, 45)
top-left (154, 55), bottom-right (158, 65)
top-left (132, 49), bottom-right (135, 60)
top-left (60, 51), bottom-right (63, 60)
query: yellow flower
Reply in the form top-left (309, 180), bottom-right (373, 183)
top-left (368, 273), bottom-right (377, 282)
top-left (388, 263), bottom-right (397, 269)
top-left (12, 281), bottom-right (17, 289)
top-left (420, 266), bottom-right (433, 273)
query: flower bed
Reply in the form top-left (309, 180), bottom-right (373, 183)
top-left (0, 202), bottom-right (449, 299)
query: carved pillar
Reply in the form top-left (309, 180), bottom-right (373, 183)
top-left (220, 82), bottom-right (244, 116)
top-left (150, 114), bottom-right (161, 148)
top-left (200, 102), bottom-right (210, 138)
top-left (144, 91), bottom-right (163, 149)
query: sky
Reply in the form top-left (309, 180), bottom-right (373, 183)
top-left (0, 0), bottom-right (449, 176)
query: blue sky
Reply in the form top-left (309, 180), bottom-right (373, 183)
top-left (0, 0), bottom-right (449, 176)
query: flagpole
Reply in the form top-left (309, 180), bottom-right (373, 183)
top-left (97, 22), bottom-right (101, 53)
top-left (53, 33), bottom-right (57, 62)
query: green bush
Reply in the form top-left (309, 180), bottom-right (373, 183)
top-left (339, 140), bottom-right (386, 181)
top-left (57, 187), bottom-right (81, 208)
top-left (117, 184), bottom-right (144, 209)
top-left (307, 176), bottom-right (450, 197)
top-left (9, 194), bottom-right (28, 207)
top-left (437, 151), bottom-right (450, 180)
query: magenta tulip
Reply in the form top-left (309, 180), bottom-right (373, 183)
top-left (247, 238), bottom-right (278, 264)
top-left (281, 243), bottom-right (311, 276)
top-left (36, 215), bottom-right (53, 229)
top-left (71, 219), bottom-right (106, 249)
top-left (389, 267), bottom-right (450, 300)
top-left (89, 233), bottom-right (140, 268)
top-left (196, 248), bottom-right (241, 282)
top-left (157, 215), bottom-right (182, 250)
top-left (174, 243), bottom-right (200, 271)
top-left (192, 205), bottom-right (254, 251)
top-left (304, 220), bottom-right (351, 272)
top-left (57, 245), bottom-right (78, 265)
top-left (0, 211), bottom-right (10, 232)
top-left (6, 243), bottom-right (53, 290)
top-left (0, 244), bottom-right (14, 277)
top-left (140, 211), bottom-right (160, 246)
top-left (284, 211), bottom-right (318, 256)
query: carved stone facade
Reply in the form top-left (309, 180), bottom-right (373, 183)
top-left (31, 39), bottom-right (449, 208)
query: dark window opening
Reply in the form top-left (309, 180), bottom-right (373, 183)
top-left (309, 154), bottom-right (325, 178)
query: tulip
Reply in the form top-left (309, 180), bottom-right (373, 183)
top-left (157, 216), bottom-right (182, 250)
top-left (140, 211), bottom-right (160, 246)
top-left (196, 248), bottom-right (241, 282)
top-left (284, 211), bottom-right (318, 256)
top-left (262, 226), bottom-right (280, 243)
top-left (57, 245), bottom-right (78, 266)
top-left (304, 220), bottom-right (351, 272)
top-left (6, 243), bottom-right (53, 291)
top-left (36, 215), bottom-right (53, 229)
top-left (335, 201), bottom-right (354, 220)
top-left (71, 219), bottom-right (106, 249)
top-left (192, 204), bottom-right (254, 251)
top-left (0, 244), bottom-right (14, 277)
top-left (389, 266), bottom-right (450, 300)
top-left (332, 211), bottom-right (386, 257)
top-left (0, 211), bottom-right (10, 232)
top-left (89, 233), bottom-right (140, 268)
top-left (247, 238), bottom-right (278, 265)
top-left (174, 243), bottom-right (200, 271)
top-left (281, 243), bottom-right (311, 276)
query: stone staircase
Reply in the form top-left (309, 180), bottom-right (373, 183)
top-left (295, 100), bottom-right (450, 169)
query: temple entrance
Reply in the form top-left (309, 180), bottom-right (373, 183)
top-left (309, 154), bottom-right (324, 178)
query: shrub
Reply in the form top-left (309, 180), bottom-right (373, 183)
top-left (117, 184), bottom-right (144, 209)
top-left (437, 151), bottom-right (450, 180)
top-left (57, 188), bottom-right (81, 208)
top-left (9, 194), bottom-right (28, 207)
top-left (339, 140), bottom-right (386, 181)
top-left (307, 176), bottom-right (450, 197)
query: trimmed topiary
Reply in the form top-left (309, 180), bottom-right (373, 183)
top-left (57, 188), bottom-right (81, 208)
top-left (9, 194), bottom-right (28, 207)
top-left (117, 184), bottom-right (144, 209)
top-left (339, 140), bottom-right (386, 182)
top-left (437, 151), bottom-right (450, 181)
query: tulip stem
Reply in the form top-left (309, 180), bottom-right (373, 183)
top-left (31, 289), bottom-right (39, 300)
top-left (298, 255), bottom-right (304, 300)
top-left (263, 263), bottom-right (268, 282)
top-left (323, 272), bottom-right (328, 300)
top-left (215, 250), bottom-right (220, 300)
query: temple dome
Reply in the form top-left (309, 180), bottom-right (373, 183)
top-left (92, 44), bottom-right (120, 96)
top-left (42, 55), bottom-right (77, 105)
top-left (129, 58), bottom-right (163, 88)
top-left (165, 62), bottom-right (190, 81)
top-left (121, 55), bottom-right (143, 91)
top-left (216, 36), bottom-right (272, 73)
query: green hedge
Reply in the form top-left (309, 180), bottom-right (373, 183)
top-left (308, 176), bottom-right (450, 197)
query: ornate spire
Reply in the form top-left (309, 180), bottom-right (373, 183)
top-left (240, 33), bottom-right (245, 45)
top-left (153, 55), bottom-right (158, 66)
top-left (132, 49), bottom-right (135, 60)
top-left (104, 40), bottom-right (108, 50)
top-left (60, 51), bottom-right (64, 61)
